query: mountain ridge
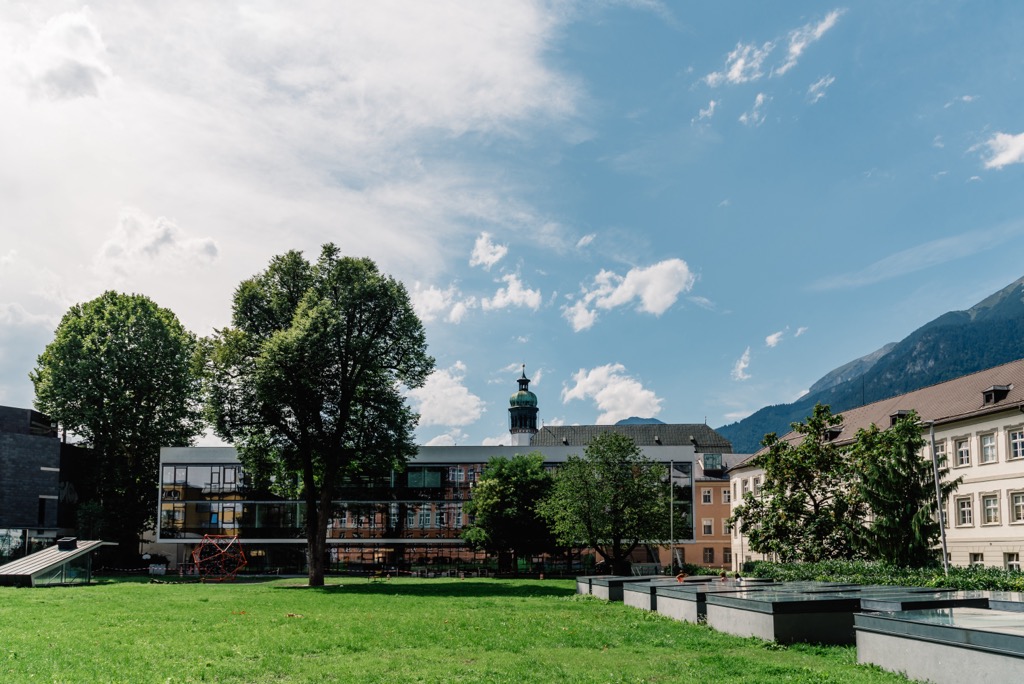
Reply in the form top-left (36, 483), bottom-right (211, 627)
top-left (717, 275), bottom-right (1024, 452)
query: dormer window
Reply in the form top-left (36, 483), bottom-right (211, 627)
top-left (983, 385), bottom-right (1011, 405)
top-left (825, 426), bottom-right (843, 441)
top-left (889, 410), bottom-right (913, 427)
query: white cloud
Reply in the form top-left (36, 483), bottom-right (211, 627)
top-left (774, 10), bottom-right (844, 76)
top-left (411, 283), bottom-right (457, 322)
top-left (706, 41), bottom-right (774, 87)
top-left (765, 330), bottom-right (784, 348)
top-left (481, 273), bottom-right (542, 311)
top-left (561, 363), bottom-right (662, 424)
top-left (481, 432), bottom-right (512, 447)
top-left (575, 233), bottom-right (595, 248)
top-left (731, 347), bottom-right (751, 381)
top-left (739, 93), bottom-right (769, 126)
top-left (407, 362), bottom-right (484, 427)
top-left (687, 295), bottom-right (715, 310)
top-left (411, 283), bottom-right (477, 324)
top-left (469, 231), bottom-right (508, 270)
top-left (697, 99), bottom-right (717, 120)
top-left (945, 94), bottom-right (977, 108)
top-left (811, 219), bottom-right (1024, 290)
top-left (981, 132), bottom-right (1024, 169)
top-left (543, 416), bottom-right (565, 427)
top-left (19, 9), bottom-right (112, 100)
top-left (807, 75), bottom-right (835, 103)
top-left (563, 258), bottom-right (695, 331)
top-left (795, 326), bottom-right (808, 337)
top-left (933, 135), bottom-right (945, 149)
top-left (423, 429), bottom-right (470, 446)
top-left (93, 208), bottom-right (218, 278)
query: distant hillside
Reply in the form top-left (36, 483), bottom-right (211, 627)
top-left (718, 276), bottom-right (1024, 452)
top-left (615, 417), bottom-right (666, 425)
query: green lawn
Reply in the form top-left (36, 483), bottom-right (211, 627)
top-left (0, 577), bottom-right (912, 683)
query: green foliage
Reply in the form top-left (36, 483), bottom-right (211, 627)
top-left (540, 433), bottom-right (669, 574)
top-left (850, 411), bottom-right (961, 567)
top-left (31, 291), bottom-right (203, 555)
top-left (205, 245), bottom-right (433, 585)
top-left (746, 559), bottom-right (1024, 591)
top-left (462, 453), bottom-right (555, 572)
top-left (730, 404), bottom-right (866, 563)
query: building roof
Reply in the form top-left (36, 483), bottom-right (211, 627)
top-left (530, 423), bottom-right (733, 451)
top-left (759, 358), bottom-right (1024, 453)
top-left (0, 540), bottom-right (110, 586)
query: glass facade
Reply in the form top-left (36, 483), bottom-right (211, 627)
top-left (158, 453), bottom-right (698, 573)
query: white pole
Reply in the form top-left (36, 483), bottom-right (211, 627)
top-left (928, 421), bottom-right (950, 576)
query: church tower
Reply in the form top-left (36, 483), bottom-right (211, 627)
top-left (508, 365), bottom-right (539, 446)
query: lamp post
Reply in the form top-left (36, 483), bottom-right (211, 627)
top-left (927, 421), bottom-right (950, 576)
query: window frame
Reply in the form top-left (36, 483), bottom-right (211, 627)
top-left (980, 433), bottom-right (998, 465)
top-left (1010, 491), bottom-right (1024, 524)
top-left (702, 547), bottom-right (715, 564)
top-left (722, 488), bottom-right (731, 505)
top-left (1005, 552), bottom-right (1021, 572)
top-left (701, 488), bottom-right (713, 505)
top-left (955, 496), bottom-right (974, 527)
top-left (1009, 428), bottom-right (1024, 461)
top-left (981, 493), bottom-right (1000, 525)
top-left (955, 438), bottom-right (971, 468)
top-left (701, 518), bottom-right (714, 536)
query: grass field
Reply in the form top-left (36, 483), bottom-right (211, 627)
top-left (0, 577), bottom-right (913, 683)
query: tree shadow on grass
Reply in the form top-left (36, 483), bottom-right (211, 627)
top-left (275, 578), bottom-right (575, 599)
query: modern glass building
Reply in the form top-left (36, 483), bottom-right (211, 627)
top-left (154, 372), bottom-right (732, 573)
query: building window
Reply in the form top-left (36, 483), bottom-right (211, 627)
top-left (932, 440), bottom-right (946, 464)
top-left (732, 481), bottom-right (738, 500)
top-left (702, 548), bottom-right (715, 564)
top-left (980, 434), bottom-right (998, 464)
top-left (956, 497), bottom-right (973, 526)
top-left (702, 488), bottom-right (712, 504)
top-left (1010, 430), bottom-right (1024, 460)
top-left (435, 508), bottom-right (447, 529)
top-left (702, 518), bottom-right (713, 536)
top-left (752, 477), bottom-right (762, 496)
top-left (723, 519), bottom-right (731, 536)
top-left (1011, 492), bottom-right (1024, 523)
top-left (970, 553), bottom-right (984, 566)
top-left (1006, 553), bottom-right (1021, 572)
top-left (722, 489), bottom-right (731, 505)
top-left (723, 547), bottom-right (732, 566)
top-left (955, 439), bottom-right (971, 467)
top-left (982, 494), bottom-right (1000, 525)
top-left (741, 479), bottom-right (749, 495)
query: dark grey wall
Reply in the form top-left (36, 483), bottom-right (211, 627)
top-left (0, 430), bottom-right (60, 529)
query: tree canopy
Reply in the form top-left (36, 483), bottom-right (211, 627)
top-left (205, 244), bottom-right (433, 586)
top-left (461, 452), bottom-right (555, 572)
top-left (730, 403), bottom-right (866, 563)
top-left (31, 291), bottom-right (203, 559)
top-left (540, 432), bottom-right (669, 574)
top-left (850, 410), bottom-right (960, 567)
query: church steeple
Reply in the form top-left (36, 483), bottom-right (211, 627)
top-left (509, 365), bottom-right (538, 446)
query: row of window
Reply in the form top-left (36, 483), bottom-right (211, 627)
top-left (936, 428), bottom-right (1024, 468)
top-left (700, 546), bottom-right (733, 565)
top-left (968, 552), bottom-right (1021, 572)
top-left (700, 487), bottom-right (732, 505)
top-left (954, 491), bottom-right (1024, 527)
top-left (732, 477), bottom-right (761, 500)
top-left (700, 518), bottom-right (731, 537)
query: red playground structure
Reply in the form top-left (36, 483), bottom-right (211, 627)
top-left (191, 535), bottom-right (248, 581)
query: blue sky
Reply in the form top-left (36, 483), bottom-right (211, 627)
top-left (1, 2), bottom-right (1023, 448)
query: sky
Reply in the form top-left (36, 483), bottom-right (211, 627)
top-left (2, 2), bottom-right (1024, 448)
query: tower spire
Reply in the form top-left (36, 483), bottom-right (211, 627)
top-left (509, 365), bottom-right (539, 446)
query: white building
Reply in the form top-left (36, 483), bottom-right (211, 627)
top-left (729, 359), bottom-right (1024, 571)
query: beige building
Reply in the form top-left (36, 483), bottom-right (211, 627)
top-left (729, 359), bottom-right (1024, 571)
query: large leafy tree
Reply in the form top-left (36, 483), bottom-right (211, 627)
top-left (31, 291), bottom-right (204, 560)
top-left (205, 244), bottom-right (433, 586)
top-left (540, 433), bottom-right (669, 575)
top-left (850, 411), bottom-right (960, 567)
top-left (730, 403), bottom-right (866, 563)
top-left (461, 452), bottom-right (555, 573)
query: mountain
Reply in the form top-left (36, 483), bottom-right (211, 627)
top-left (615, 417), bottom-right (666, 425)
top-left (717, 275), bottom-right (1024, 453)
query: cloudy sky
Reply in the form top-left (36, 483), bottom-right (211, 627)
top-left (2, 2), bottom-right (1023, 447)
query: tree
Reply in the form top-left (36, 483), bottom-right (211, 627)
top-left (540, 432), bottom-right (669, 575)
top-left (31, 291), bottom-right (204, 560)
top-left (205, 244), bottom-right (433, 586)
top-left (850, 411), bottom-right (961, 567)
top-left (729, 403), bottom-right (866, 563)
top-left (461, 452), bottom-right (555, 573)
